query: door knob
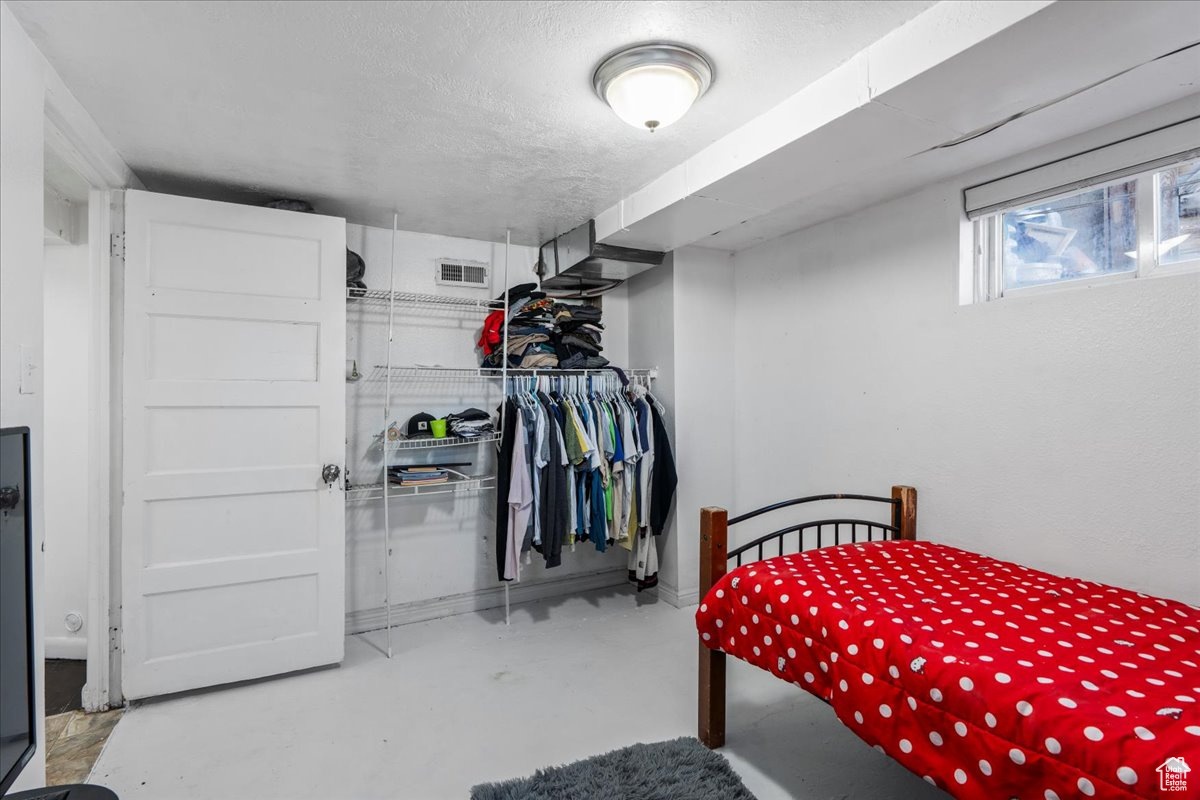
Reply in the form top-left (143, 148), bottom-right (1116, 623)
top-left (321, 464), bottom-right (341, 486)
top-left (0, 485), bottom-right (19, 510)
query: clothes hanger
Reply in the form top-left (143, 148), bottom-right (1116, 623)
top-left (647, 388), bottom-right (666, 415)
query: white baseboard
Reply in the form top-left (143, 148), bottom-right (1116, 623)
top-left (346, 567), bottom-right (631, 634)
top-left (46, 636), bottom-right (87, 660)
top-left (657, 582), bottom-right (700, 609)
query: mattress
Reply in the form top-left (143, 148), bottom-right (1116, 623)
top-left (695, 540), bottom-right (1200, 799)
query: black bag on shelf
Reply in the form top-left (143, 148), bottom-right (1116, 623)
top-left (346, 249), bottom-right (365, 283)
top-left (346, 250), bottom-right (367, 298)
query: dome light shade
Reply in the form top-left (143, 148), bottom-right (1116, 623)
top-left (594, 43), bottom-right (713, 132)
top-left (604, 65), bottom-right (699, 131)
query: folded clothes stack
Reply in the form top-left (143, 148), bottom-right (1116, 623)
top-left (552, 303), bottom-right (609, 370)
top-left (477, 284), bottom-right (609, 370)
top-left (446, 408), bottom-right (495, 439)
top-left (479, 283), bottom-right (560, 369)
top-left (394, 409), bottom-right (496, 442)
top-left (387, 466), bottom-right (449, 486)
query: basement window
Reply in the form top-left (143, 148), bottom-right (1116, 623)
top-left (1158, 160), bottom-right (1200, 267)
top-left (1001, 178), bottom-right (1138, 291)
top-left (964, 119), bottom-right (1199, 302)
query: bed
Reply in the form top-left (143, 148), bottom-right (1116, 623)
top-left (695, 487), bottom-right (1200, 799)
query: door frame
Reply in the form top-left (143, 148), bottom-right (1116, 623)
top-left (43, 74), bottom-right (141, 710)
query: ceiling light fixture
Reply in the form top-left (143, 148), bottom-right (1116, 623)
top-left (593, 43), bottom-right (713, 132)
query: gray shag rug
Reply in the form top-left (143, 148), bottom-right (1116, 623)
top-left (469, 737), bottom-right (756, 800)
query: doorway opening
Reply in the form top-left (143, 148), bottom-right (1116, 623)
top-left (41, 139), bottom-right (123, 788)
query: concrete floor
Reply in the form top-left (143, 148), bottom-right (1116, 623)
top-left (89, 587), bottom-right (942, 799)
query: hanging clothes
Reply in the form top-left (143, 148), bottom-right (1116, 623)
top-left (534, 391), bottom-right (570, 568)
top-left (648, 402), bottom-right (677, 536)
top-left (630, 526), bottom-right (660, 590)
top-left (505, 416), bottom-right (533, 581)
top-left (625, 388), bottom-right (674, 591)
top-left (492, 371), bottom-right (675, 592)
top-left (528, 397), bottom-right (547, 550)
top-left (494, 398), bottom-right (519, 582)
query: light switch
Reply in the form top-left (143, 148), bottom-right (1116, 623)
top-left (18, 344), bottom-right (39, 395)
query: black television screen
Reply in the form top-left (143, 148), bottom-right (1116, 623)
top-left (0, 426), bottom-right (35, 794)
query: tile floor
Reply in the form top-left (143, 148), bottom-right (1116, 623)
top-left (88, 587), bottom-right (941, 799)
top-left (45, 708), bottom-right (124, 786)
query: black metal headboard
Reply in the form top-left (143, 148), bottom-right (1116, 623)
top-left (725, 493), bottom-right (902, 567)
top-left (697, 486), bottom-right (916, 750)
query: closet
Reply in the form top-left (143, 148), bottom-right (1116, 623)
top-left (345, 227), bottom-right (671, 658)
top-left (115, 194), bottom-right (674, 692)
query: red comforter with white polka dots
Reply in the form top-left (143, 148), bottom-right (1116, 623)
top-left (695, 540), bottom-right (1200, 799)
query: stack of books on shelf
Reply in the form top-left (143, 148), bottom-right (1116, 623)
top-left (387, 466), bottom-right (450, 487)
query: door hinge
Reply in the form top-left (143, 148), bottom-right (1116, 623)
top-left (110, 232), bottom-right (125, 259)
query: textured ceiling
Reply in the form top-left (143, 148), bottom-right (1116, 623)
top-left (10, 0), bottom-right (935, 244)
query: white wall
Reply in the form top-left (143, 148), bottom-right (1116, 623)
top-left (625, 248), bottom-right (735, 606)
top-left (343, 224), bottom-right (639, 628)
top-left (728, 114), bottom-right (1200, 605)
top-left (627, 258), bottom-right (677, 591)
top-left (667, 248), bottom-right (735, 605)
top-left (43, 232), bottom-right (91, 660)
top-left (1, 1), bottom-right (47, 789)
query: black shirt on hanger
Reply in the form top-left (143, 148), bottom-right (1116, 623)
top-left (534, 392), bottom-right (570, 569)
top-left (494, 398), bottom-right (518, 582)
top-left (649, 402), bottom-right (677, 536)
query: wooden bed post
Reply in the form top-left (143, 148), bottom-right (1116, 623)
top-left (699, 506), bottom-right (728, 749)
top-left (892, 485), bottom-right (917, 540)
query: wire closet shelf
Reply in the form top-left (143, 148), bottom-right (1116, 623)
top-left (368, 365), bottom-right (659, 380)
top-left (346, 287), bottom-right (503, 311)
top-left (349, 216), bottom-right (658, 656)
top-left (381, 432), bottom-right (503, 451)
top-left (346, 474), bottom-right (497, 502)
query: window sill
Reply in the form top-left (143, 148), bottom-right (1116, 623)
top-left (993, 259), bottom-right (1200, 301)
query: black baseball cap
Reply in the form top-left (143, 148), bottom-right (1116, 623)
top-left (405, 412), bottom-right (437, 439)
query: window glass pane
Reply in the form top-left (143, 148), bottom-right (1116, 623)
top-left (1157, 159), bottom-right (1200, 266)
top-left (1001, 180), bottom-right (1137, 290)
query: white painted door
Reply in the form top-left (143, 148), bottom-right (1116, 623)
top-left (120, 190), bottom-right (346, 700)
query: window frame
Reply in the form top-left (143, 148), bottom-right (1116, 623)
top-left (972, 156), bottom-right (1200, 302)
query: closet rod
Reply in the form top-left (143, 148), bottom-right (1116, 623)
top-left (370, 366), bottom-right (659, 378)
